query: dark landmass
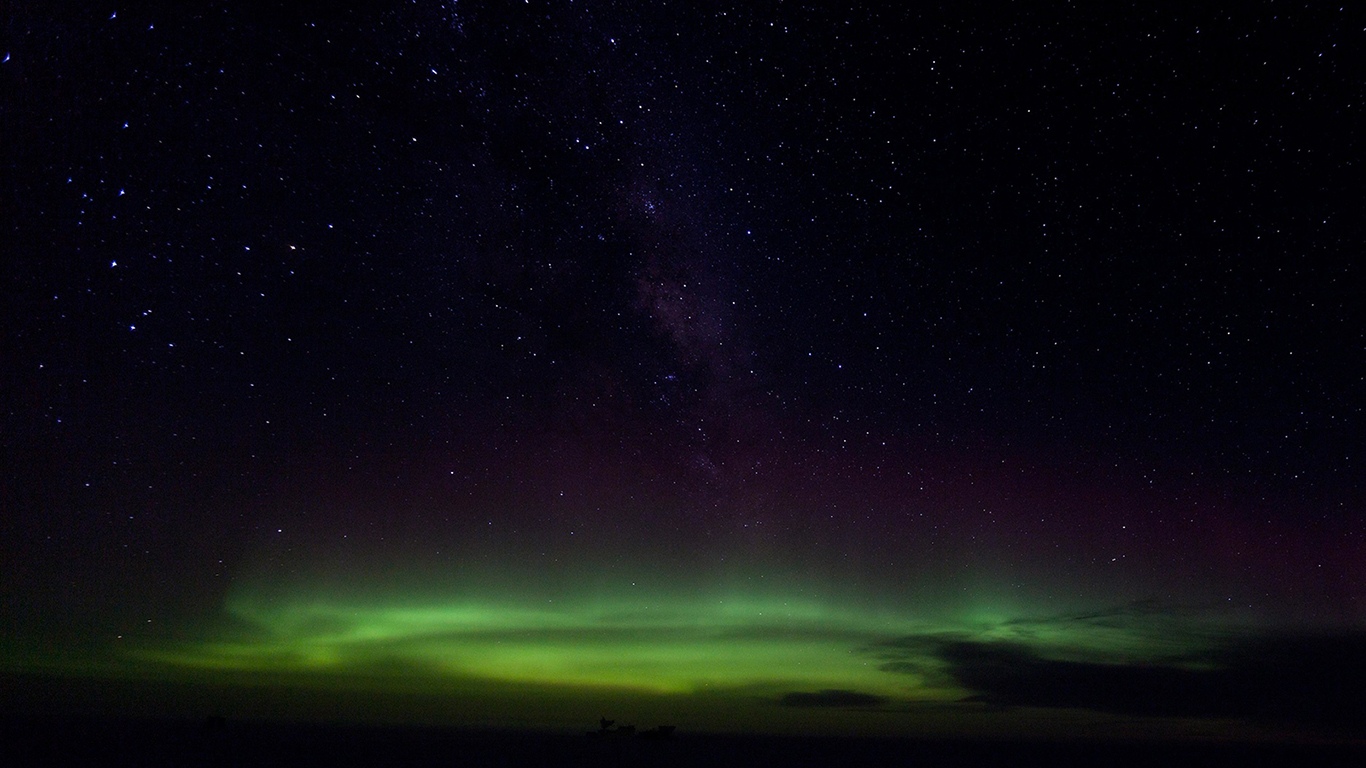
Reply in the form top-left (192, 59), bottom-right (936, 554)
top-left (2, 716), bottom-right (1361, 768)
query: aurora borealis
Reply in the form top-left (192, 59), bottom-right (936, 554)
top-left (3, 0), bottom-right (1363, 747)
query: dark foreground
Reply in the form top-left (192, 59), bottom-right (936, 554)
top-left (2, 717), bottom-right (1362, 768)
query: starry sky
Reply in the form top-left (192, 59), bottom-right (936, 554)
top-left (3, 0), bottom-right (1364, 742)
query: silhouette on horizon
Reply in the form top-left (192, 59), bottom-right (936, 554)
top-left (588, 717), bottom-right (675, 740)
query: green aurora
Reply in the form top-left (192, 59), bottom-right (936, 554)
top-left (50, 565), bottom-right (1280, 740)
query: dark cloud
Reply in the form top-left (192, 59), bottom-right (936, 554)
top-left (780, 690), bottom-right (888, 709)
top-left (931, 633), bottom-right (1366, 733)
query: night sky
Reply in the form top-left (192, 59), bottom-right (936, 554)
top-left (3, 1), bottom-right (1364, 742)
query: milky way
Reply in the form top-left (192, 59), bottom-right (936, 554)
top-left (3, 1), bottom-right (1362, 742)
